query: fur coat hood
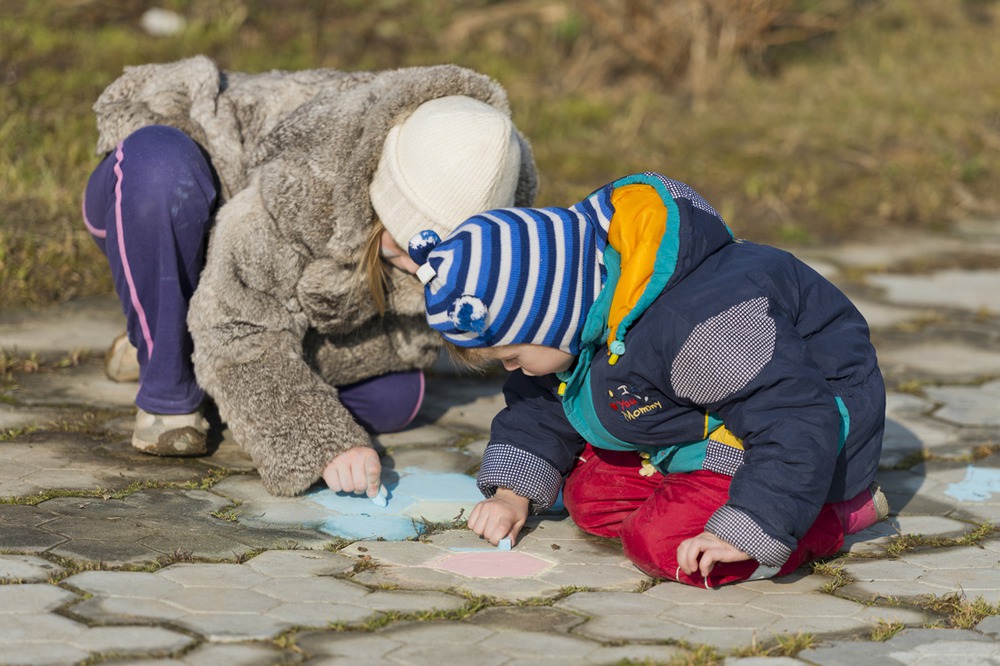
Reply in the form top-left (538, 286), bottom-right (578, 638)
top-left (93, 56), bottom-right (538, 495)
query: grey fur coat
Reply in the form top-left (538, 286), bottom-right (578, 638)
top-left (93, 56), bottom-right (538, 495)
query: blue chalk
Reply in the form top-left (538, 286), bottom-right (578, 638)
top-left (498, 536), bottom-right (512, 551)
top-left (370, 484), bottom-right (388, 507)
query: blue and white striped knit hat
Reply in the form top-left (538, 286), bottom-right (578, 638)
top-left (407, 191), bottom-right (615, 354)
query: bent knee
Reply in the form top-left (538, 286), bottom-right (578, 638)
top-left (120, 126), bottom-right (218, 220)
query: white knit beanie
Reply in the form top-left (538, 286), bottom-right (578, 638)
top-left (370, 95), bottom-right (522, 246)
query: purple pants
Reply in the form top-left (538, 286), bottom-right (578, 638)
top-left (83, 125), bottom-right (423, 433)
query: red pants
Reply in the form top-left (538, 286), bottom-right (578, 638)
top-left (562, 444), bottom-right (846, 588)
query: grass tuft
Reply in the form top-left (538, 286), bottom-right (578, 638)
top-left (917, 591), bottom-right (1000, 629)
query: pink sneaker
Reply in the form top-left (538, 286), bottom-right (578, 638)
top-left (833, 482), bottom-right (890, 534)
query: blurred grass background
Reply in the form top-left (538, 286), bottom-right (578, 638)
top-left (1, 0), bottom-right (998, 308)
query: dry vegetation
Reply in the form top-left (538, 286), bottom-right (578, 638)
top-left (1, 0), bottom-right (998, 308)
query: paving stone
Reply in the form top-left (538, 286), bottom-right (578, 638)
top-left (0, 612), bottom-right (85, 642)
top-left (0, 641), bottom-right (89, 666)
top-left (868, 269), bottom-right (1000, 314)
top-left (109, 642), bottom-right (297, 666)
top-left (8, 489), bottom-right (327, 565)
top-left (350, 562), bottom-right (464, 591)
top-left (736, 570), bottom-right (828, 595)
top-left (0, 504), bottom-right (71, 552)
top-left (900, 542), bottom-right (1000, 571)
top-left (919, 462), bottom-right (1000, 524)
top-left (847, 604), bottom-right (929, 627)
top-left (159, 562), bottom-right (270, 588)
top-left (850, 296), bottom-right (927, 330)
top-left (762, 613), bottom-right (896, 638)
top-left (878, 342), bottom-right (1000, 382)
top-left (555, 590), bottom-right (675, 617)
top-left (464, 436), bottom-right (489, 459)
top-left (384, 642), bottom-right (510, 666)
top-left (0, 584), bottom-right (77, 612)
top-left (0, 295), bottom-right (125, 356)
top-left (375, 423), bottom-right (463, 449)
top-left (977, 614), bottom-right (1000, 638)
top-left (63, 571), bottom-right (181, 599)
top-left (70, 625), bottom-right (194, 654)
top-left (840, 520), bottom-right (899, 554)
top-left (371, 619), bottom-right (496, 645)
top-left (476, 628), bottom-right (600, 660)
top-left (358, 589), bottom-right (463, 614)
top-left (12, 356), bottom-right (139, 409)
top-left (294, 631), bottom-right (405, 661)
top-left (587, 644), bottom-right (687, 665)
top-left (0, 434), bottom-right (232, 499)
top-left (797, 628), bottom-right (999, 666)
top-left (0, 610), bottom-right (196, 666)
top-left (891, 514), bottom-right (975, 539)
top-left (882, 392), bottom-right (982, 465)
top-left (539, 562), bottom-right (649, 590)
top-left (877, 467), bottom-right (959, 517)
top-left (175, 612), bottom-right (292, 642)
top-left (811, 233), bottom-right (976, 270)
top-left (0, 554), bottom-right (64, 583)
top-left (450, 575), bottom-right (571, 601)
top-left (433, 550), bottom-right (554, 578)
top-left (418, 374), bottom-right (506, 432)
top-left (467, 606), bottom-right (586, 633)
top-left (661, 602), bottom-right (781, 630)
top-left (382, 445), bottom-right (480, 474)
top-left (842, 514), bottom-right (982, 556)
top-left (71, 594), bottom-right (190, 623)
top-left (0, 403), bottom-right (72, 432)
top-left (66, 557), bottom-right (470, 643)
top-left (925, 380), bottom-right (1000, 427)
top-left (212, 475), bottom-right (332, 530)
top-left (746, 592), bottom-right (865, 618)
top-left (838, 549), bottom-right (1000, 604)
top-left (243, 549), bottom-right (357, 578)
top-left (339, 522), bottom-right (648, 602)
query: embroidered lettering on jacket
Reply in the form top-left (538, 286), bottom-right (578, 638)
top-left (608, 384), bottom-right (663, 421)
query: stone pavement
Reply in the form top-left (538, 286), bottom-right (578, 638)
top-left (2, 221), bottom-right (1000, 666)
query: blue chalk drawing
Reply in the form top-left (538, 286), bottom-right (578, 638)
top-left (945, 465), bottom-right (1000, 502)
top-left (301, 469), bottom-right (483, 541)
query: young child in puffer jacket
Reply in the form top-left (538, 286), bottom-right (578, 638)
top-left (406, 171), bottom-right (889, 588)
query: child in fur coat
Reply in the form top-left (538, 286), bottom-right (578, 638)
top-left (84, 56), bottom-right (537, 497)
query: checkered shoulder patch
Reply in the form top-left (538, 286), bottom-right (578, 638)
top-left (671, 297), bottom-right (776, 404)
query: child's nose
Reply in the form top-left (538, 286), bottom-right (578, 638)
top-left (502, 359), bottom-right (519, 372)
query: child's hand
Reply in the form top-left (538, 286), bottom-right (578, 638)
top-left (468, 487), bottom-right (530, 546)
top-left (322, 446), bottom-right (382, 498)
top-left (677, 531), bottom-right (751, 578)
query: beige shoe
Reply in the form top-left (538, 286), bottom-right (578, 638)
top-left (132, 407), bottom-right (209, 456)
top-left (105, 333), bottom-right (140, 382)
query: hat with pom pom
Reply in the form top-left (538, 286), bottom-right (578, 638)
top-left (406, 193), bottom-right (614, 354)
top-left (371, 95), bottom-right (522, 248)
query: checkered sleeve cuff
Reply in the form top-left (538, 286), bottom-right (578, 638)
top-left (705, 505), bottom-right (793, 568)
top-left (477, 441), bottom-right (563, 513)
